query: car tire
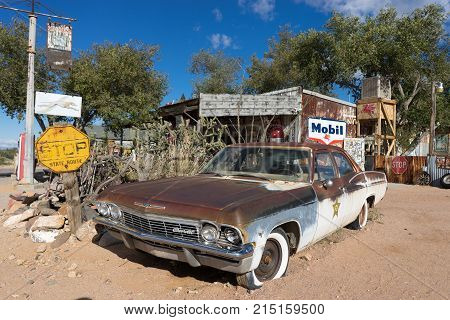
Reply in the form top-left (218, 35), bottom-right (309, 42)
top-left (236, 228), bottom-right (290, 290)
top-left (415, 171), bottom-right (431, 186)
top-left (348, 200), bottom-right (368, 230)
top-left (440, 174), bottom-right (450, 189)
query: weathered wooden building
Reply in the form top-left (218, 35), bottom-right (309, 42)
top-left (159, 86), bottom-right (356, 145)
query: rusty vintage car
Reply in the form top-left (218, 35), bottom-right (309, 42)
top-left (93, 142), bottom-right (387, 289)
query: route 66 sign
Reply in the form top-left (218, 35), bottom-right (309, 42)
top-left (36, 125), bottom-right (90, 173)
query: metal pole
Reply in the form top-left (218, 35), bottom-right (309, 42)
top-left (23, 0), bottom-right (36, 184)
top-left (429, 82), bottom-right (436, 156)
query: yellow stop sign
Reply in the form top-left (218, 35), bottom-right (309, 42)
top-left (36, 125), bottom-right (90, 173)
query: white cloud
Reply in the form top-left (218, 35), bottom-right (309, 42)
top-left (212, 8), bottom-right (223, 22)
top-left (193, 25), bottom-right (201, 32)
top-left (209, 34), bottom-right (233, 49)
top-left (238, 0), bottom-right (276, 21)
top-left (294, 0), bottom-right (449, 17)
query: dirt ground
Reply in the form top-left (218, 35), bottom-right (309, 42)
top-left (0, 175), bottom-right (448, 300)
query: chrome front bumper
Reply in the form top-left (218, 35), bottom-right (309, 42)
top-left (93, 216), bottom-right (255, 274)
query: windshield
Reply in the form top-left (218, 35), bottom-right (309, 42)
top-left (202, 146), bottom-right (311, 182)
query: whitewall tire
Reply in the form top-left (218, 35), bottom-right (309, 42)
top-left (236, 228), bottom-right (290, 290)
top-left (348, 200), bottom-right (369, 230)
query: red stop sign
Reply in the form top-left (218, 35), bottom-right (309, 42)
top-left (392, 156), bottom-right (408, 175)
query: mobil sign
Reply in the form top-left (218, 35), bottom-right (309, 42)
top-left (308, 117), bottom-right (347, 146)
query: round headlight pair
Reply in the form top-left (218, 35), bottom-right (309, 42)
top-left (200, 224), bottom-right (219, 242)
top-left (97, 202), bottom-right (110, 216)
top-left (96, 202), bottom-right (122, 220)
top-left (109, 203), bottom-right (122, 220)
top-left (223, 228), bottom-right (241, 244)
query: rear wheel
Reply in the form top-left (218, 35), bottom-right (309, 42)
top-left (348, 200), bottom-right (368, 230)
top-left (415, 171), bottom-right (431, 186)
top-left (440, 174), bottom-right (450, 189)
top-left (236, 228), bottom-right (289, 290)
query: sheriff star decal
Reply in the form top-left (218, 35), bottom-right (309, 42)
top-left (332, 200), bottom-right (341, 218)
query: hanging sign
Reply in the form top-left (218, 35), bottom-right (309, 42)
top-left (35, 92), bottom-right (82, 118)
top-left (47, 22), bottom-right (72, 71)
top-left (308, 117), bottom-right (347, 146)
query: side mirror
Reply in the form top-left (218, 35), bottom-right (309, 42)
top-left (323, 179), bottom-right (333, 189)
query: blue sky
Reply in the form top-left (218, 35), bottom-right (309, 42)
top-left (0, 0), bottom-right (446, 148)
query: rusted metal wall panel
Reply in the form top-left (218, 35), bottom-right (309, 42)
top-left (428, 156), bottom-right (450, 185)
top-left (199, 93), bottom-right (301, 117)
top-left (300, 93), bottom-right (357, 142)
top-left (377, 156), bottom-right (427, 184)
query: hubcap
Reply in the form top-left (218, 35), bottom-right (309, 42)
top-left (443, 175), bottom-right (450, 184)
top-left (254, 239), bottom-right (282, 282)
top-left (418, 172), bottom-right (431, 185)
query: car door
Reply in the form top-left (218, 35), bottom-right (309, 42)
top-left (331, 151), bottom-right (367, 226)
top-left (312, 151), bottom-right (348, 242)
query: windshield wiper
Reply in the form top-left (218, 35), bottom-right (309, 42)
top-left (227, 173), bottom-right (270, 181)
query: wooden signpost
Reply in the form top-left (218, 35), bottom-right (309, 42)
top-left (36, 125), bottom-right (90, 234)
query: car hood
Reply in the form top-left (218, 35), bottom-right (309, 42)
top-left (96, 175), bottom-right (301, 223)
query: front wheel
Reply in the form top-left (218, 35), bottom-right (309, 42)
top-left (348, 200), bottom-right (369, 230)
top-left (440, 174), bottom-right (450, 189)
top-left (236, 228), bottom-right (290, 290)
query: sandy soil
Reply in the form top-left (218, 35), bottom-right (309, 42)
top-left (0, 181), bottom-right (448, 300)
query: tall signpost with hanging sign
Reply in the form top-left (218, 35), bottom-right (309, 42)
top-left (47, 22), bottom-right (72, 71)
top-left (0, 2), bottom-right (76, 185)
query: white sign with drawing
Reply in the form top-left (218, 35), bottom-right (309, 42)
top-left (35, 92), bottom-right (82, 118)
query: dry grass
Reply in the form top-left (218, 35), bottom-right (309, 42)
top-left (368, 207), bottom-right (383, 224)
top-left (132, 118), bottom-right (225, 181)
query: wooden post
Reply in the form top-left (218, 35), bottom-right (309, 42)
top-left (62, 171), bottom-right (82, 234)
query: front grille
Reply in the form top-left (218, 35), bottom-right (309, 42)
top-left (122, 212), bottom-right (200, 242)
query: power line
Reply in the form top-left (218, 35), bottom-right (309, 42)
top-left (0, 0), bottom-right (47, 33)
top-left (35, 1), bottom-right (59, 17)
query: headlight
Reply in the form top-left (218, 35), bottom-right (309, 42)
top-left (200, 224), bottom-right (219, 242)
top-left (97, 202), bottom-right (110, 217)
top-left (223, 228), bottom-right (241, 244)
top-left (108, 203), bottom-right (122, 220)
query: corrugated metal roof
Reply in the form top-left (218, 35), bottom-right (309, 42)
top-left (302, 89), bottom-right (356, 108)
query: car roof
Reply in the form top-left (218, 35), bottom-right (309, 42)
top-left (228, 141), bottom-right (345, 152)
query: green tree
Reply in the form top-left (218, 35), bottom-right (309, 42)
top-left (62, 41), bottom-right (167, 133)
top-left (328, 5), bottom-right (449, 149)
top-left (246, 28), bottom-right (336, 95)
top-left (189, 49), bottom-right (242, 95)
top-left (0, 19), bottom-right (56, 131)
top-left (246, 4), bottom-right (449, 149)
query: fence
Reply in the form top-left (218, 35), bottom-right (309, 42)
top-left (373, 156), bottom-right (427, 184)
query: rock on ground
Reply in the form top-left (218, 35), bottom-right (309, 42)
top-left (31, 215), bottom-right (65, 231)
top-left (30, 230), bottom-right (63, 243)
top-left (3, 209), bottom-right (36, 228)
top-left (37, 208), bottom-right (58, 216)
top-left (36, 244), bottom-right (47, 253)
top-left (30, 199), bottom-right (49, 210)
top-left (6, 202), bottom-right (26, 215)
top-left (75, 221), bottom-right (96, 241)
top-left (50, 232), bottom-right (71, 248)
